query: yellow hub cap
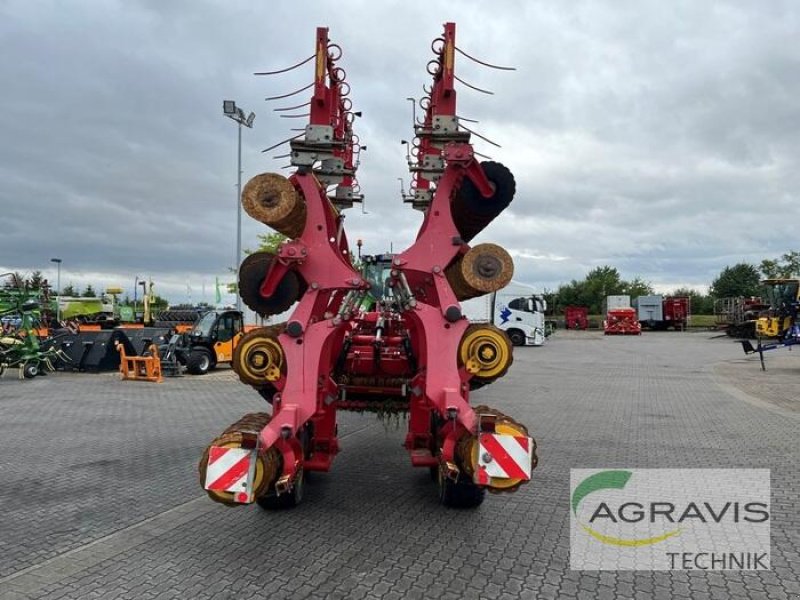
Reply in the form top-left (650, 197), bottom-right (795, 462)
top-left (459, 327), bottom-right (510, 379)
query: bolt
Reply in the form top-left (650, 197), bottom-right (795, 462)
top-left (288, 248), bottom-right (296, 256)
top-left (311, 282), bottom-right (319, 290)
top-left (482, 452), bottom-right (493, 464)
top-left (432, 266), bottom-right (441, 274)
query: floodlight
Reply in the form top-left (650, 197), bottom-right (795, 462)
top-left (223, 100), bottom-right (236, 115)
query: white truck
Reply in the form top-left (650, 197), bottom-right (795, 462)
top-left (460, 281), bottom-right (548, 346)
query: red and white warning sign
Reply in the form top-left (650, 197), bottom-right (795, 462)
top-left (204, 446), bottom-right (255, 503)
top-left (477, 433), bottom-right (533, 481)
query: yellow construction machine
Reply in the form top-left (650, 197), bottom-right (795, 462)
top-left (755, 278), bottom-right (800, 339)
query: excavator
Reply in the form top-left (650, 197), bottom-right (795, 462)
top-left (740, 278), bottom-right (800, 369)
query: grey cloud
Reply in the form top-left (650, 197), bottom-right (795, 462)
top-left (1, 0), bottom-right (798, 302)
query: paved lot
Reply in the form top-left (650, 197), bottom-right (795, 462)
top-left (0, 331), bottom-right (798, 599)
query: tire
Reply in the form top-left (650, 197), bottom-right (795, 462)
top-left (239, 252), bottom-right (302, 317)
top-left (451, 161), bottom-right (517, 242)
top-left (256, 468), bottom-right (304, 510)
top-left (23, 362), bottom-right (39, 379)
top-left (186, 349), bottom-right (212, 375)
top-left (438, 470), bottom-right (485, 508)
top-left (507, 329), bottom-right (525, 347)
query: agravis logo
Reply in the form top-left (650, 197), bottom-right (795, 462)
top-left (569, 469), bottom-right (771, 571)
top-left (572, 470), bottom-right (681, 547)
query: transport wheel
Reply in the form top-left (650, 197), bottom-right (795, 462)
top-left (186, 349), bottom-right (212, 375)
top-left (438, 469), bottom-right (485, 508)
top-left (256, 469), bottom-right (304, 510)
top-left (507, 329), bottom-right (525, 347)
top-left (22, 362), bottom-right (39, 379)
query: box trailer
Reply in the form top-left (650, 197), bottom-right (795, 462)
top-left (564, 305), bottom-right (589, 330)
top-left (633, 295), bottom-right (691, 330)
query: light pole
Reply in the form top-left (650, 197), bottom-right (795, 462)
top-left (223, 100), bottom-right (255, 312)
top-left (50, 258), bottom-right (62, 323)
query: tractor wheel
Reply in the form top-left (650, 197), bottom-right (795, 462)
top-left (507, 329), bottom-right (526, 347)
top-left (438, 469), bottom-right (485, 508)
top-left (186, 349), bottom-right (212, 375)
top-left (256, 469), bottom-right (304, 510)
top-left (22, 362), bottom-right (39, 379)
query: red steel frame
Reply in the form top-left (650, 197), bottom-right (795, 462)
top-left (253, 23), bottom-right (501, 487)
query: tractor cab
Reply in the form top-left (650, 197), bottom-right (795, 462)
top-left (360, 254), bottom-right (395, 302)
top-left (180, 310), bottom-right (244, 374)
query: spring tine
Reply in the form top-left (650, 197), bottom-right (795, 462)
top-left (274, 100), bottom-right (311, 112)
top-left (474, 150), bottom-right (493, 160)
top-left (262, 132), bottom-right (304, 153)
top-left (454, 46), bottom-right (517, 71)
top-left (456, 114), bottom-right (480, 124)
top-left (460, 124), bottom-right (501, 148)
top-left (279, 112), bottom-right (311, 119)
top-left (272, 153), bottom-right (291, 159)
top-left (454, 74), bottom-right (494, 95)
top-left (265, 81), bottom-right (314, 101)
top-left (254, 54), bottom-right (315, 75)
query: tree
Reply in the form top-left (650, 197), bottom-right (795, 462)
top-left (247, 232), bottom-right (288, 255)
top-left (28, 271), bottom-right (45, 289)
top-left (82, 284), bottom-right (97, 298)
top-left (624, 276), bottom-right (655, 299)
top-left (61, 283), bottom-right (77, 297)
top-left (709, 263), bottom-right (761, 298)
top-left (760, 251), bottom-right (800, 279)
top-left (2, 272), bottom-right (25, 289)
top-left (555, 266), bottom-right (627, 314)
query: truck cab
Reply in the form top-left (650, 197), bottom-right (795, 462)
top-left (495, 292), bottom-right (548, 346)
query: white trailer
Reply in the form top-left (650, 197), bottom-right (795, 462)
top-left (460, 281), bottom-right (547, 346)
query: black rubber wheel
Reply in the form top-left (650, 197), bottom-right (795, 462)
top-left (438, 470), bottom-right (485, 508)
top-left (451, 161), bottom-right (516, 242)
top-left (22, 362), bottom-right (39, 379)
top-left (256, 469), bottom-right (304, 510)
top-left (186, 349), bottom-right (212, 375)
top-left (507, 329), bottom-right (526, 347)
top-left (239, 252), bottom-right (302, 317)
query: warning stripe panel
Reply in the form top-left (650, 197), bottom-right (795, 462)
top-left (479, 434), bottom-right (531, 481)
top-left (205, 447), bottom-right (252, 492)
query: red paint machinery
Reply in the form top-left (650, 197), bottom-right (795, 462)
top-left (200, 23), bottom-right (537, 508)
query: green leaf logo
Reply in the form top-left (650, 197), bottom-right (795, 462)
top-left (572, 470), bottom-right (681, 547)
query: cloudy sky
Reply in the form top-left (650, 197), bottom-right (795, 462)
top-left (1, 0), bottom-right (798, 304)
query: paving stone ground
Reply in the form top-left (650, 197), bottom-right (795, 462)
top-left (0, 331), bottom-right (797, 599)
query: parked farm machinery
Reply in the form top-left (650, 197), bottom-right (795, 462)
top-left (740, 278), bottom-right (800, 370)
top-left (200, 23), bottom-right (537, 509)
top-left (0, 275), bottom-right (69, 378)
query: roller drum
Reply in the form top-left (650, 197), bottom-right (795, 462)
top-left (238, 251), bottom-right (303, 317)
top-left (242, 173), bottom-right (307, 238)
top-left (451, 161), bottom-right (516, 242)
top-left (446, 243), bottom-right (514, 301)
top-left (198, 412), bottom-right (280, 506)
